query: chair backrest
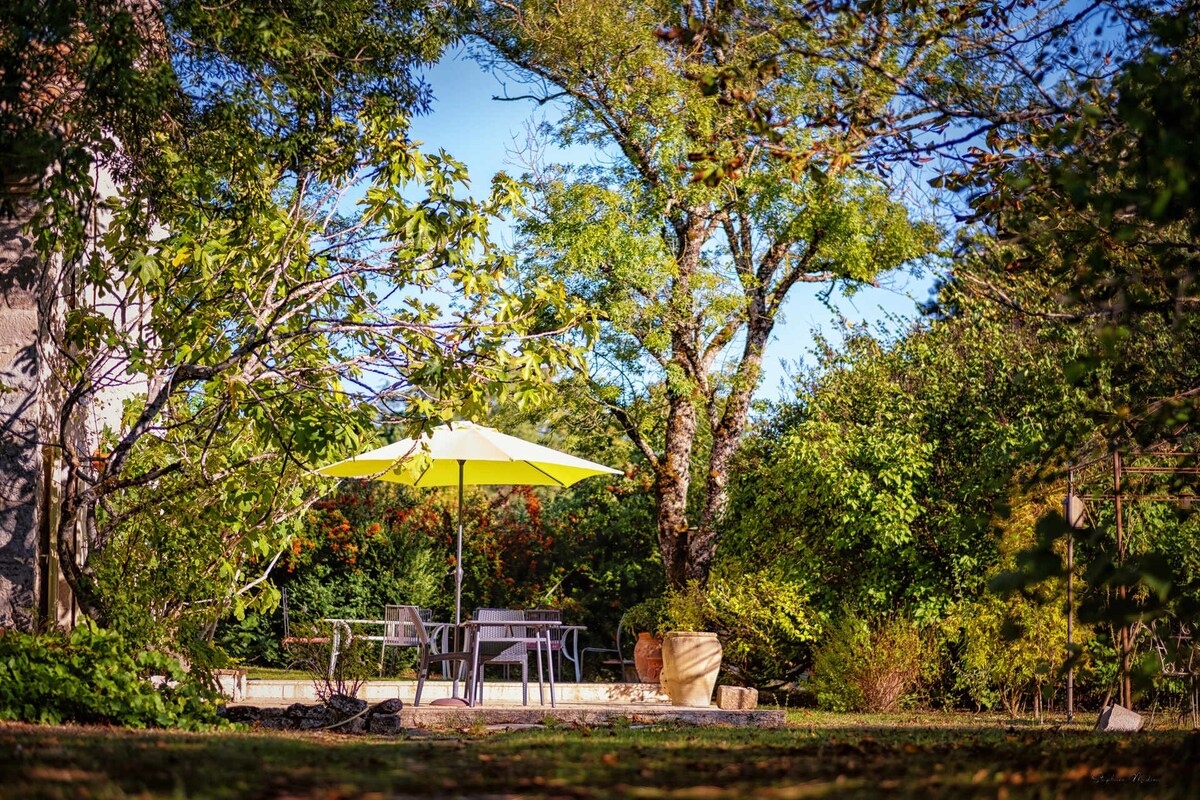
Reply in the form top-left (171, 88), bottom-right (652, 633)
top-left (615, 609), bottom-right (632, 661)
top-left (472, 608), bottom-right (528, 663)
top-left (525, 608), bottom-right (563, 648)
top-left (473, 607), bottom-right (527, 639)
top-left (384, 605), bottom-right (431, 647)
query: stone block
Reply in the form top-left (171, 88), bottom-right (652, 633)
top-left (716, 686), bottom-right (758, 710)
top-left (213, 669), bottom-right (247, 702)
top-left (299, 707), bottom-right (331, 730)
top-left (255, 708), bottom-right (287, 729)
top-left (328, 693), bottom-right (369, 718)
top-left (371, 698), bottom-right (404, 715)
top-left (334, 716), bottom-right (367, 735)
top-left (257, 713), bottom-right (289, 731)
top-left (1095, 704), bottom-right (1144, 733)
top-left (368, 713), bottom-right (406, 736)
top-left (220, 705), bottom-right (261, 724)
top-left (285, 702), bottom-right (316, 720)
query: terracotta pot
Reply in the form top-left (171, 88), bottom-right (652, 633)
top-left (632, 632), bottom-right (663, 683)
top-left (659, 631), bottom-right (722, 707)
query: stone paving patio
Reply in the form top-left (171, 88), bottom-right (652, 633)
top-left (226, 678), bottom-right (785, 729)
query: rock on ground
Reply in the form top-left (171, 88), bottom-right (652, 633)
top-left (1095, 704), bottom-right (1144, 733)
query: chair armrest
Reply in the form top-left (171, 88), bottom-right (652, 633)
top-left (580, 646), bottom-right (618, 656)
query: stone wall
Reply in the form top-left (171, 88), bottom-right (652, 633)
top-left (0, 195), bottom-right (45, 631)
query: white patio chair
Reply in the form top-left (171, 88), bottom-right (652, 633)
top-left (380, 604), bottom-right (430, 670)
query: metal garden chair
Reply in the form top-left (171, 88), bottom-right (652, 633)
top-left (385, 605), bottom-right (472, 706)
top-left (581, 610), bottom-right (638, 682)
top-left (467, 608), bottom-right (537, 706)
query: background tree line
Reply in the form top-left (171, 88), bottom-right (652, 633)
top-left (4, 0), bottom-right (1199, 722)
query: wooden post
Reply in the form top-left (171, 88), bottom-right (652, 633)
top-left (1067, 468), bottom-right (1075, 723)
top-left (1114, 450), bottom-right (1131, 709)
top-left (1067, 531), bottom-right (1074, 721)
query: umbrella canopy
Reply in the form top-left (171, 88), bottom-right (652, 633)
top-left (317, 421), bottom-right (620, 685)
top-left (318, 421), bottom-right (621, 489)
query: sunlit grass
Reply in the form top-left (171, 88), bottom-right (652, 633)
top-left (242, 667), bottom-right (312, 680)
top-left (2, 713), bottom-right (1197, 799)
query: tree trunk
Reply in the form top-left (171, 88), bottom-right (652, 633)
top-left (55, 475), bottom-right (103, 624)
top-left (656, 384), bottom-right (698, 589)
top-left (689, 317), bottom-right (771, 585)
top-left (691, 395), bottom-right (755, 582)
top-left (653, 213), bottom-right (709, 589)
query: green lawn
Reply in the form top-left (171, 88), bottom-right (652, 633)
top-left (241, 667), bottom-right (313, 680)
top-left (2, 714), bottom-right (1197, 799)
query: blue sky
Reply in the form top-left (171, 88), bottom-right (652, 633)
top-left (410, 49), bottom-right (938, 400)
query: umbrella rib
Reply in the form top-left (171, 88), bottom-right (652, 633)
top-left (525, 461), bottom-right (567, 487)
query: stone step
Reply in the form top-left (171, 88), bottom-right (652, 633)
top-left (242, 678), bottom-right (669, 706)
top-left (230, 678), bottom-right (787, 729)
top-left (230, 702), bottom-right (786, 731)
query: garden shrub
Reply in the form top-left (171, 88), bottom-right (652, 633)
top-left (279, 489), bottom-right (444, 622)
top-left (655, 573), bottom-right (822, 690)
top-left (809, 612), bottom-right (925, 712)
top-left (623, 597), bottom-right (666, 636)
top-left (1075, 629), bottom-right (1119, 708)
top-left (542, 460), bottom-right (662, 659)
top-left (661, 582), bottom-right (714, 633)
top-left (285, 620), bottom-right (378, 701)
top-left (950, 592), bottom-right (1069, 718)
top-left (214, 609), bottom-right (284, 667)
top-left (0, 622), bottom-right (226, 729)
top-left (705, 570), bottom-right (822, 689)
top-left (213, 481), bottom-right (444, 668)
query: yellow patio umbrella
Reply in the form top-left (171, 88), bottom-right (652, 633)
top-left (317, 421), bottom-right (621, 652)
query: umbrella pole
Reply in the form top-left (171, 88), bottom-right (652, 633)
top-left (453, 459), bottom-right (465, 696)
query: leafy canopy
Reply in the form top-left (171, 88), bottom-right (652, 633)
top-left (2, 0), bottom-right (591, 639)
top-left (479, 0), bottom-right (938, 586)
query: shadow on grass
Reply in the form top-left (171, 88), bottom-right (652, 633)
top-left (1, 719), bottom-right (1197, 798)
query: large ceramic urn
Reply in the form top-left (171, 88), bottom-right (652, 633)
top-left (632, 632), bottom-right (664, 683)
top-left (659, 631), bottom-right (722, 707)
